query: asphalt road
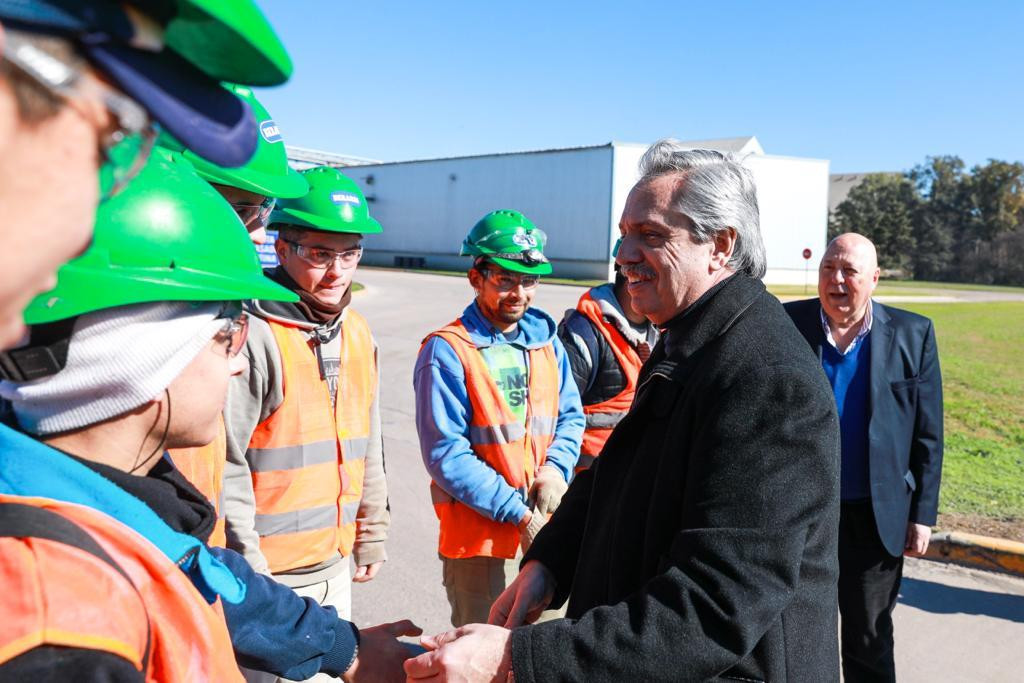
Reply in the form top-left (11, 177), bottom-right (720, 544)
top-left (348, 267), bottom-right (1024, 682)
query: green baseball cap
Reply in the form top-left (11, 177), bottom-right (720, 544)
top-left (24, 147), bottom-right (297, 326)
top-left (270, 166), bottom-right (382, 234)
top-left (461, 209), bottom-right (552, 275)
top-left (160, 84), bottom-right (309, 199)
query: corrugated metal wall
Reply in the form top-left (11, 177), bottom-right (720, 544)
top-left (343, 146), bottom-right (616, 279)
top-left (292, 143), bottom-right (830, 283)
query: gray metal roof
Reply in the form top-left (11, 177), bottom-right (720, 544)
top-left (667, 136), bottom-right (763, 155)
top-left (284, 136), bottom-right (768, 171)
top-left (286, 145), bottom-right (380, 170)
top-left (828, 172), bottom-right (898, 213)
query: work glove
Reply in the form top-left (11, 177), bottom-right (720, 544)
top-left (518, 510), bottom-right (547, 554)
top-left (528, 465), bottom-right (569, 516)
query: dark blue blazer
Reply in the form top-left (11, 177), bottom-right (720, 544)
top-left (784, 298), bottom-right (943, 556)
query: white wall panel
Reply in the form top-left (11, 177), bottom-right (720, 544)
top-left (346, 147), bottom-right (614, 276)
top-left (744, 155), bottom-right (830, 276)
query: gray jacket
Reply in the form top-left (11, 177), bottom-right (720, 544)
top-left (221, 299), bottom-right (389, 587)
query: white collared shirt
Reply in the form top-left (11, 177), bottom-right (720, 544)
top-left (820, 303), bottom-right (873, 356)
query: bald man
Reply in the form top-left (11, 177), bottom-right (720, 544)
top-left (785, 233), bottom-right (943, 682)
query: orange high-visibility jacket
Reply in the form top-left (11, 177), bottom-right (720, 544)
top-left (168, 416), bottom-right (227, 547)
top-left (0, 494), bottom-right (241, 681)
top-left (247, 312), bottom-right (376, 574)
top-left (575, 290), bottom-right (644, 471)
top-left (423, 319), bottom-right (560, 560)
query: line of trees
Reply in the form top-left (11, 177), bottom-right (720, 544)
top-left (829, 156), bottom-right (1024, 285)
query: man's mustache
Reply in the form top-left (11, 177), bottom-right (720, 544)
top-left (620, 264), bottom-right (657, 280)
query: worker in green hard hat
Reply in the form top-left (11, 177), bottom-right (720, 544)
top-left (412, 209), bottom-right (584, 627)
top-left (0, 0), bottom-right (292, 349)
top-left (219, 165), bottom-right (391, 683)
top-left (158, 84), bottom-right (305, 555)
top-left (0, 149), bottom-right (420, 681)
top-left (161, 83), bottom-right (309, 245)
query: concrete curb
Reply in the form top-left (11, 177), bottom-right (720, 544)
top-left (922, 531), bottom-right (1024, 577)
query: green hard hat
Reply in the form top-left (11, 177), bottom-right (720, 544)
top-left (24, 147), bottom-right (297, 326)
top-left (461, 210), bottom-right (552, 275)
top-left (270, 166), bottom-right (382, 234)
top-left (160, 84), bottom-right (309, 199)
top-left (166, 0), bottom-right (293, 86)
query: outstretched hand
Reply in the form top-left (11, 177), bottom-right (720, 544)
top-left (488, 560), bottom-right (556, 628)
top-left (404, 623), bottom-right (512, 682)
top-left (342, 619), bottom-right (422, 683)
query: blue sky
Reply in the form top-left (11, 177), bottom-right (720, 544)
top-left (254, 1), bottom-right (1022, 173)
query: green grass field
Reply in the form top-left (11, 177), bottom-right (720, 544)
top-left (896, 302), bottom-right (1024, 531)
top-left (768, 280), bottom-right (1024, 298)
top-left (377, 266), bottom-right (1024, 298)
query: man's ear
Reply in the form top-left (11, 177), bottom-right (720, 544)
top-left (709, 228), bottom-right (737, 271)
top-left (274, 234), bottom-right (289, 264)
top-left (468, 268), bottom-right (483, 293)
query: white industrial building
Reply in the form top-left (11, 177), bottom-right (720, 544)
top-left (284, 137), bottom-right (829, 284)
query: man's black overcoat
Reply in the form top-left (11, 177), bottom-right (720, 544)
top-left (511, 274), bottom-right (841, 682)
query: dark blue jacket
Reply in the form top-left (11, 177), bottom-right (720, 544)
top-left (784, 299), bottom-right (944, 556)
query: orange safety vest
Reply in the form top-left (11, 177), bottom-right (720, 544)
top-left (168, 416), bottom-right (227, 547)
top-left (0, 494), bottom-right (241, 681)
top-left (423, 319), bottom-right (560, 560)
top-left (575, 290), bottom-right (644, 471)
top-left (247, 311), bottom-right (376, 574)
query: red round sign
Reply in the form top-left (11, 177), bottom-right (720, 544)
top-left (802, 248), bottom-right (813, 260)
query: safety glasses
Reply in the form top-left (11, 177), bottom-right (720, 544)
top-left (232, 195), bottom-right (276, 230)
top-left (214, 306), bottom-right (249, 357)
top-left (283, 238), bottom-right (363, 270)
top-left (2, 30), bottom-right (156, 201)
top-left (480, 268), bottom-right (540, 291)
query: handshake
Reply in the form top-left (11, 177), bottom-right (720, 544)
top-left (350, 561), bottom-right (555, 683)
top-left (349, 468), bottom-right (567, 682)
top-left (402, 561), bottom-right (557, 682)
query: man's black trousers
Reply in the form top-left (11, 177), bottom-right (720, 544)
top-left (838, 500), bottom-right (903, 683)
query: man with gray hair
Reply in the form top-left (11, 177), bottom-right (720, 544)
top-left (405, 140), bottom-right (842, 682)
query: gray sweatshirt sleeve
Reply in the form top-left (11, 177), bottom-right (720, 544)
top-left (558, 309), bottom-right (600, 397)
top-left (221, 317), bottom-right (284, 576)
top-left (352, 340), bottom-right (390, 567)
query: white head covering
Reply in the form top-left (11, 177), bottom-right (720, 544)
top-left (0, 301), bottom-right (226, 435)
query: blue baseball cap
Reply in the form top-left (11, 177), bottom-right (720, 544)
top-left (0, 0), bottom-right (294, 168)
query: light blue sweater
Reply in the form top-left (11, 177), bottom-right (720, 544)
top-left (413, 301), bottom-right (585, 525)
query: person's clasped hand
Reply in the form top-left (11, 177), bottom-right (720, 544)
top-left (404, 623), bottom-right (512, 682)
top-left (341, 619), bottom-right (422, 683)
top-left (517, 509), bottom-right (546, 554)
top-left (527, 465), bottom-right (568, 516)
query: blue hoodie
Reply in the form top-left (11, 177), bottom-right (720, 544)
top-left (414, 302), bottom-right (585, 526)
top-left (0, 425), bottom-right (357, 680)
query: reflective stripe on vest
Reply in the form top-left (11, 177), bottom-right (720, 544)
top-left (575, 290), bottom-right (643, 466)
top-left (247, 311), bottom-right (376, 573)
top-left (0, 494), bottom-right (242, 681)
top-left (168, 416), bottom-right (227, 547)
top-left (422, 319), bottom-right (560, 560)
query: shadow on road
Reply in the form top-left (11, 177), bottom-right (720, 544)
top-left (899, 577), bottom-right (1024, 624)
